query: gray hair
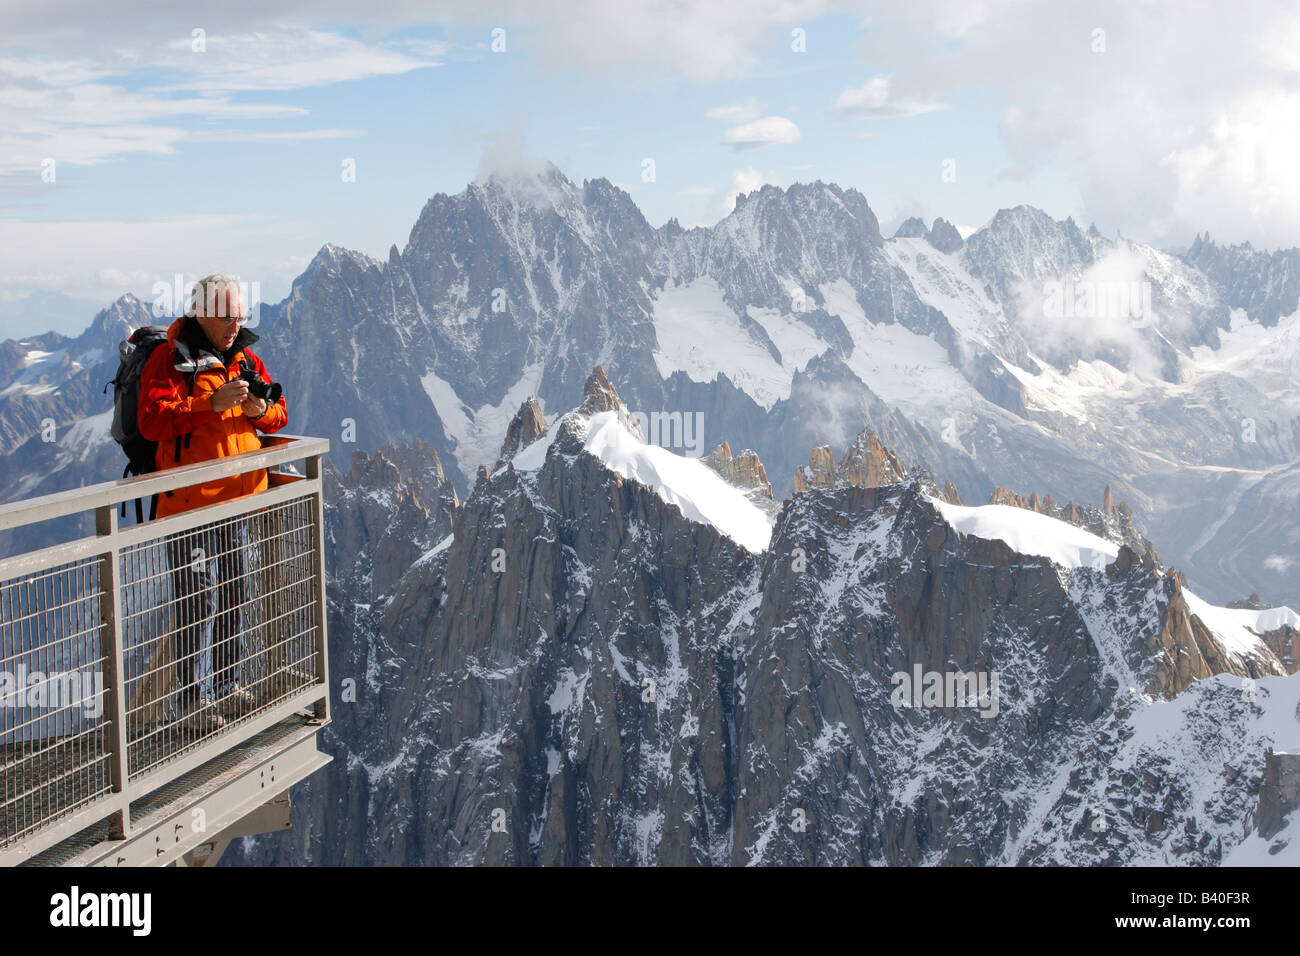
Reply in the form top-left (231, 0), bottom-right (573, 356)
top-left (189, 273), bottom-right (244, 318)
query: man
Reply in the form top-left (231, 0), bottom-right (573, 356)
top-left (138, 274), bottom-right (288, 732)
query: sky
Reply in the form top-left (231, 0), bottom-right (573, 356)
top-left (2, 0), bottom-right (1298, 338)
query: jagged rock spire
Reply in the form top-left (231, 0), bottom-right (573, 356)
top-left (579, 365), bottom-right (621, 415)
top-left (941, 480), bottom-right (963, 506)
top-left (988, 482), bottom-right (1156, 562)
top-left (703, 441), bottom-right (774, 500)
top-left (793, 425), bottom-right (907, 493)
top-left (496, 397), bottom-right (547, 470)
top-left (927, 218), bottom-right (963, 253)
top-left (575, 365), bottom-right (645, 441)
top-left (793, 445), bottom-right (836, 493)
top-left (836, 427), bottom-right (907, 488)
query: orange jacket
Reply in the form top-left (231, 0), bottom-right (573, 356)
top-left (138, 317), bottom-right (288, 518)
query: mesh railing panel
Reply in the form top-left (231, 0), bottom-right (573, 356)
top-left (1, 558), bottom-right (112, 847)
top-left (120, 496), bottom-right (321, 780)
top-left (1, 487), bottom-right (323, 850)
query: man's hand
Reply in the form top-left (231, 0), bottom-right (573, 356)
top-left (211, 379), bottom-right (249, 413)
top-left (241, 396), bottom-right (268, 419)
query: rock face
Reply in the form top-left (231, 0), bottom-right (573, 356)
top-left (226, 370), bottom-right (1297, 868)
top-left (1185, 233), bottom-right (1300, 327)
top-left (793, 426), bottom-right (907, 493)
top-left (327, 440), bottom-right (459, 602)
top-left (941, 480), bottom-right (963, 505)
top-left (1256, 751), bottom-right (1300, 840)
top-left (927, 217), bottom-right (964, 254)
top-left (836, 427), bottom-right (908, 488)
top-left (703, 441), bottom-right (773, 500)
top-left (793, 445), bottom-right (836, 492)
top-left (892, 217), bottom-right (929, 240)
top-left (495, 397), bottom-right (547, 470)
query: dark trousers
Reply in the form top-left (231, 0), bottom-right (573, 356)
top-left (166, 521), bottom-right (247, 711)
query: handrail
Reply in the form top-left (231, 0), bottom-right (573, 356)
top-left (0, 433), bottom-right (333, 862)
top-left (0, 434), bottom-right (329, 533)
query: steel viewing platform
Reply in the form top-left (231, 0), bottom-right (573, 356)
top-left (0, 435), bottom-right (332, 866)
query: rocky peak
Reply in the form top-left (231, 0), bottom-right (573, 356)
top-left (893, 217), bottom-right (928, 240)
top-left (927, 218), bottom-right (964, 254)
top-left (1226, 592), bottom-right (1269, 610)
top-left (235, 364), bottom-right (1299, 868)
top-left (579, 365), bottom-right (620, 415)
top-left (75, 294), bottom-right (154, 356)
top-left (305, 242), bottom-right (382, 279)
top-left (793, 444), bottom-right (836, 493)
top-left (837, 426), bottom-right (907, 488)
top-left (703, 441), bottom-right (774, 500)
top-left (496, 397), bottom-right (547, 469)
top-left (892, 216), bottom-right (962, 253)
top-left (793, 426), bottom-right (907, 494)
top-left (573, 365), bottom-right (646, 441)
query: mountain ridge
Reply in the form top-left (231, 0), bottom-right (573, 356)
top-left (1, 163), bottom-right (1297, 612)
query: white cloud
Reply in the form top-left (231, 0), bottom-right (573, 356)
top-left (186, 128), bottom-right (363, 143)
top-left (0, 75), bottom-right (307, 173)
top-left (151, 28), bottom-right (440, 92)
top-left (0, 26), bottom-right (439, 175)
top-left (1, 2), bottom-right (833, 84)
top-left (721, 116), bottom-right (801, 150)
top-left (1264, 554), bottom-right (1294, 574)
top-left (1010, 244), bottom-right (1173, 380)
top-left (834, 74), bottom-right (948, 120)
top-left (850, 0), bottom-right (1300, 248)
top-left (706, 99), bottom-right (764, 123)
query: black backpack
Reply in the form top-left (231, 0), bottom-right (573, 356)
top-left (107, 326), bottom-right (172, 522)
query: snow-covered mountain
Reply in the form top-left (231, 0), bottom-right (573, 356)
top-left (3, 162), bottom-right (1293, 608)
top-left (223, 369), bottom-right (1298, 866)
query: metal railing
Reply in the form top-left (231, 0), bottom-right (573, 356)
top-left (0, 435), bottom-right (331, 862)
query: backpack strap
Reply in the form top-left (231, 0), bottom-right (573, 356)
top-left (168, 366), bottom-right (200, 466)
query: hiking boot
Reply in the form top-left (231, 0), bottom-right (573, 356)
top-left (182, 699), bottom-right (226, 734)
top-left (215, 683), bottom-right (256, 720)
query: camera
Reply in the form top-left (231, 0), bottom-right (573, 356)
top-left (236, 364), bottom-right (282, 405)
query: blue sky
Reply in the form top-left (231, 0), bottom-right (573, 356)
top-left (2, 1), bottom-right (1297, 337)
